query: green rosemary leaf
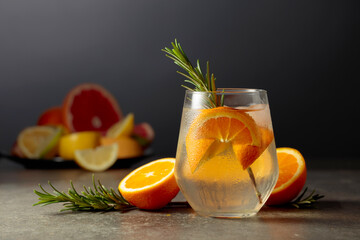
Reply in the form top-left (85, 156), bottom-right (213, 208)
top-left (183, 79), bottom-right (202, 90)
top-left (195, 60), bottom-right (203, 78)
top-left (286, 188), bottom-right (324, 209)
top-left (181, 85), bottom-right (194, 91)
top-left (220, 89), bottom-right (225, 107)
top-left (294, 187), bottom-right (308, 202)
top-left (176, 71), bottom-right (197, 83)
top-left (206, 61), bottom-right (210, 89)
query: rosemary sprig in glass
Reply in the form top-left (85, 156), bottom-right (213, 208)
top-left (162, 39), bottom-right (219, 108)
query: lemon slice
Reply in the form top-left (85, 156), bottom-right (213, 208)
top-left (17, 126), bottom-right (63, 159)
top-left (74, 144), bottom-right (118, 172)
top-left (106, 113), bottom-right (134, 138)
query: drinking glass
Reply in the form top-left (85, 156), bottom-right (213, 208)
top-left (175, 88), bottom-right (278, 218)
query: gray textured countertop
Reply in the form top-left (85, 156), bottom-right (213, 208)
top-left (1, 157), bottom-right (360, 240)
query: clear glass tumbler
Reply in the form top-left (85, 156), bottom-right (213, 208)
top-left (175, 88), bottom-right (278, 218)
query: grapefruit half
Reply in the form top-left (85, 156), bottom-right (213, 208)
top-left (62, 83), bottom-right (122, 132)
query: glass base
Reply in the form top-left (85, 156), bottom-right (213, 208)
top-left (196, 210), bottom-right (258, 219)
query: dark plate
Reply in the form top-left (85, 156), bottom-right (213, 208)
top-left (0, 149), bottom-right (153, 169)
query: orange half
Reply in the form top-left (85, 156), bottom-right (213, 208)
top-left (266, 147), bottom-right (307, 205)
top-left (118, 158), bottom-right (180, 209)
top-left (186, 107), bottom-right (273, 172)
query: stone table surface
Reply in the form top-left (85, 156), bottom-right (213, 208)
top-left (1, 156), bottom-right (360, 240)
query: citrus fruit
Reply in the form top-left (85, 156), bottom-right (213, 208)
top-left (132, 122), bottom-right (155, 148)
top-left (100, 137), bottom-right (143, 159)
top-left (17, 126), bottom-right (63, 159)
top-left (62, 83), bottom-right (122, 132)
top-left (266, 147), bottom-right (307, 205)
top-left (74, 144), bottom-right (118, 172)
top-left (11, 142), bottom-right (25, 158)
top-left (106, 113), bottom-right (134, 138)
top-left (37, 106), bottom-right (65, 127)
top-left (186, 106), bottom-right (272, 172)
top-left (119, 158), bottom-right (179, 209)
top-left (58, 131), bottom-right (101, 159)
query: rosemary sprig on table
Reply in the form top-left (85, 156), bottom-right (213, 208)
top-left (33, 176), bottom-right (323, 212)
top-left (34, 175), bottom-right (190, 212)
top-left (288, 187), bottom-right (324, 209)
top-left (33, 175), bottom-right (133, 212)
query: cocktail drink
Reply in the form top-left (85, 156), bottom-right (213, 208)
top-left (175, 89), bottom-right (278, 218)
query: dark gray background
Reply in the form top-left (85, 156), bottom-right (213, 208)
top-left (0, 0), bottom-right (359, 162)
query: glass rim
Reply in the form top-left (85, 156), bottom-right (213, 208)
top-left (185, 88), bottom-right (267, 94)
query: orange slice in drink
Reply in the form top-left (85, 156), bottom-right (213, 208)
top-left (266, 147), bottom-right (307, 205)
top-left (186, 106), bottom-right (272, 172)
top-left (119, 158), bottom-right (179, 209)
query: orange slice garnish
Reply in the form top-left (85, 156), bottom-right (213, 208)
top-left (186, 106), bottom-right (273, 172)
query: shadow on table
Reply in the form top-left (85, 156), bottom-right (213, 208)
top-left (257, 200), bottom-right (360, 225)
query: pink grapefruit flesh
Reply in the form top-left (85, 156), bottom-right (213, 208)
top-left (62, 83), bottom-right (122, 132)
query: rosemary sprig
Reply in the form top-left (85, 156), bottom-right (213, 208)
top-left (162, 39), bottom-right (219, 108)
top-left (33, 175), bottom-right (133, 212)
top-left (33, 175), bottom-right (323, 212)
top-left (33, 175), bottom-right (190, 212)
top-left (288, 187), bottom-right (324, 209)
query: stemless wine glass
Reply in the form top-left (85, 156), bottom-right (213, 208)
top-left (175, 88), bottom-right (279, 218)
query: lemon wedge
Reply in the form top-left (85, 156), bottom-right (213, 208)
top-left (74, 144), bottom-right (118, 172)
top-left (106, 113), bottom-right (134, 138)
top-left (17, 126), bottom-right (63, 159)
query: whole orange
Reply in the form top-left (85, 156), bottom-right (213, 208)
top-left (37, 106), bottom-right (64, 127)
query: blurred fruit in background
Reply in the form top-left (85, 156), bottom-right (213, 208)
top-left (11, 83), bottom-right (155, 172)
top-left (74, 144), bottom-right (119, 172)
top-left (37, 106), bottom-right (64, 127)
top-left (132, 122), bottom-right (155, 148)
top-left (101, 136), bottom-right (143, 159)
top-left (17, 126), bottom-right (64, 159)
top-left (62, 83), bottom-right (122, 133)
top-left (59, 131), bottom-right (101, 160)
top-left (106, 113), bottom-right (134, 138)
top-left (11, 142), bottom-right (25, 158)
